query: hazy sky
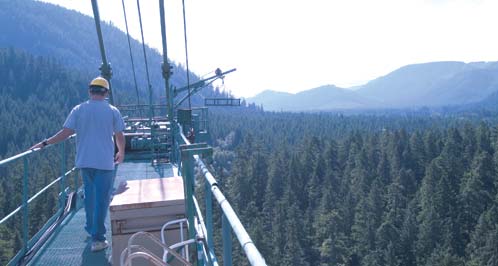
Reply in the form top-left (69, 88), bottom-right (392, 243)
top-left (39, 0), bottom-right (498, 97)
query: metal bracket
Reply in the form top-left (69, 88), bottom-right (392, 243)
top-left (116, 220), bottom-right (126, 234)
top-left (161, 62), bottom-right (173, 79)
top-left (180, 143), bottom-right (212, 160)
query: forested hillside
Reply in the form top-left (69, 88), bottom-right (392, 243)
top-left (209, 109), bottom-right (498, 266)
top-left (0, 48), bottom-right (86, 264)
top-left (0, 48), bottom-right (87, 157)
top-left (1, 2), bottom-right (498, 265)
top-left (0, 0), bottom-right (226, 106)
top-left (2, 45), bottom-right (498, 265)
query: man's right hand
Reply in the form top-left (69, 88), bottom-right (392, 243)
top-left (114, 151), bottom-right (125, 164)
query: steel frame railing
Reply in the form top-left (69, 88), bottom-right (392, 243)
top-left (0, 137), bottom-right (77, 266)
top-left (176, 125), bottom-right (266, 266)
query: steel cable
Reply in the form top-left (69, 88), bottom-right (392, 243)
top-left (121, 0), bottom-right (142, 117)
top-left (136, 0), bottom-right (155, 118)
top-left (182, 0), bottom-right (192, 109)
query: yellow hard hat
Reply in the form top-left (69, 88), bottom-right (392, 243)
top-left (89, 77), bottom-right (109, 90)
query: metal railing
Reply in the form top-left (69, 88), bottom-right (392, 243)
top-left (0, 138), bottom-right (77, 266)
top-left (177, 125), bottom-right (267, 266)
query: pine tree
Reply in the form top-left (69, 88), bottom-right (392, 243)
top-left (399, 199), bottom-right (418, 266)
top-left (408, 131), bottom-right (426, 181)
top-left (247, 144), bottom-right (268, 209)
top-left (416, 159), bottom-right (444, 265)
top-left (466, 201), bottom-right (498, 266)
top-left (459, 151), bottom-right (495, 246)
top-left (461, 123), bottom-right (477, 170)
top-left (351, 178), bottom-right (384, 264)
top-left (0, 226), bottom-right (14, 266)
top-left (281, 204), bottom-right (309, 266)
top-left (268, 201), bottom-right (287, 266)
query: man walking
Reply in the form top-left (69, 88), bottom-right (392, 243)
top-left (31, 77), bottom-right (125, 252)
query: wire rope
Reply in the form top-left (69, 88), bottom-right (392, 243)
top-left (121, 0), bottom-right (142, 117)
top-left (181, 0), bottom-right (192, 109)
top-left (136, 0), bottom-right (155, 118)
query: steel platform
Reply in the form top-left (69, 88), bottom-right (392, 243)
top-left (28, 161), bottom-right (177, 266)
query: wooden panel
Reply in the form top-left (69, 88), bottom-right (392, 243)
top-left (110, 177), bottom-right (185, 211)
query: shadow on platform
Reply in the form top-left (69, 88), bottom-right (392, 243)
top-left (81, 243), bottom-right (110, 266)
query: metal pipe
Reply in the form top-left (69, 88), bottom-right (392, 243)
top-left (194, 156), bottom-right (217, 187)
top-left (0, 168), bottom-right (75, 225)
top-left (212, 186), bottom-right (266, 266)
top-left (29, 169), bottom-right (75, 205)
top-left (179, 129), bottom-right (266, 265)
top-left (22, 157), bottom-right (29, 253)
top-left (193, 197), bottom-right (217, 266)
top-left (0, 134), bottom-right (75, 166)
top-left (160, 218), bottom-right (187, 261)
top-left (136, 0), bottom-right (154, 120)
top-left (60, 142), bottom-right (66, 208)
top-left (193, 217), bottom-right (206, 266)
top-left (73, 167), bottom-right (79, 194)
top-left (182, 156), bottom-right (195, 241)
top-left (91, 0), bottom-right (109, 69)
top-left (205, 178), bottom-right (214, 248)
top-left (90, 0), bottom-right (114, 104)
top-left (125, 251), bottom-right (168, 266)
top-left (121, 0), bottom-right (142, 114)
top-left (181, 0), bottom-right (191, 109)
top-left (126, 231), bottom-right (190, 265)
top-left (173, 67), bottom-right (237, 107)
top-left (0, 149), bottom-right (37, 165)
top-left (174, 68), bottom-right (236, 95)
top-left (158, 0), bottom-right (175, 161)
top-left (168, 239), bottom-right (197, 264)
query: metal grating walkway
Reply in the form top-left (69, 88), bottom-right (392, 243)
top-left (28, 161), bottom-right (177, 266)
top-left (29, 207), bottom-right (113, 265)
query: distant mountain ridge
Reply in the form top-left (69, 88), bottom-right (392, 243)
top-left (250, 85), bottom-right (375, 111)
top-left (249, 61), bottom-right (498, 111)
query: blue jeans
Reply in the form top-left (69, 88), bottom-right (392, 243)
top-left (81, 168), bottom-right (115, 241)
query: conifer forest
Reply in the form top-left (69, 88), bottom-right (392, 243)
top-left (1, 48), bottom-right (498, 266)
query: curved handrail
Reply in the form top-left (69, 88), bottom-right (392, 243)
top-left (125, 231), bottom-right (191, 266)
top-left (124, 250), bottom-right (168, 266)
top-left (160, 218), bottom-right (188, 261)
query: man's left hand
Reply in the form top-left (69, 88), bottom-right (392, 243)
top-left (29, 142), bottom-right (44, 150)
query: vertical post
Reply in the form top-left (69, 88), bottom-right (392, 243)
top-left (197, 241), bottom-right (205, 266)
top-left (22, 157), bottom-right (29, 253)
top-left (203, 108), bottom-right (208, 133)
top-left (176, 131), bottom-right (181, 174)
top-left (222, 214), bottom-right (232, 266)
top-left (205, 181), bottom-right (213, 248)
top-left (74, 169), bottom-right (79, 193)
top-left (159, 0), bottom-right (175, 162)
top-left (90, 0), bottom-right (114, 105)
top-left (192, 113), bottom-right (199, 137)
top-left (60, 141), bottom-right (66, 208)
top-left (182, 151), bottom-right (199, 265)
